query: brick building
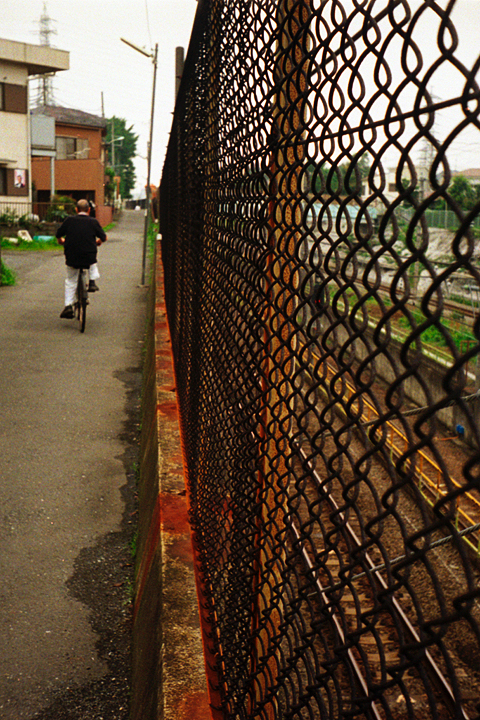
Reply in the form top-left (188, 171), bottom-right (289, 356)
top-left (31, 105), bottom-right (108, 208)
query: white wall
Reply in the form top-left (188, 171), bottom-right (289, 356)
top-left (0, 60), bottom-right (30, 203)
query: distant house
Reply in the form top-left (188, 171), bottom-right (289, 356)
top-left (0, 38), bottom-right (68, 207)
top-left (452, 168), bottom-right (480, 186)
top-left (31, 105), bottom-right (108, 212)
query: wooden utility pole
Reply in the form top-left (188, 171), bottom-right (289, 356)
top-left (175, 46), bottom-right (184, 99)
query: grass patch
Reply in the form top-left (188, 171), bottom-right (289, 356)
top-left (103, 222), bottom-right (116, 232)
top-left (397, 308), bottom-right (476, 350)
top-left (129, 530), bottom-right (138, 560)
top-left (1, 236), bottom-right (60, 251)
top-left (148, 220), bottom-right (159, 253)
top-left (1, 260), bottom-right (16, 286)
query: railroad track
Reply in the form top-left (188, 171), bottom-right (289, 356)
top-left (287, 440), bottom-right (471, 719)
top-left (376, 282), bottom-right (477, 323)
top-left (310, 241), bottom-right (479, 323)
top-left (304, 352), bottom-right (480, 553)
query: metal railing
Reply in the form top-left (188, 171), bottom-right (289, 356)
top-left (160, 0), bottom-right (480, 717)
top-left (0, 200), bottom-right (116, 230)
top-left (0, 201), bottom-right (69, 223)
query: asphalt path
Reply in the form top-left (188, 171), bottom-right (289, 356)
top-left (0, 210), bottom-right (148, 718)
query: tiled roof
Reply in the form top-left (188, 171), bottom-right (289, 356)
top-left (31, 105), bottom-right (107, 129)
top-left (453, 168), bottom-right (480, 180)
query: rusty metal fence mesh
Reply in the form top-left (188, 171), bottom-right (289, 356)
top-left (159, 0), bottom-right (480, 717)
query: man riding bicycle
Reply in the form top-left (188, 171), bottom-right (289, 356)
top-left (56, 198), bottom-right (107, 319)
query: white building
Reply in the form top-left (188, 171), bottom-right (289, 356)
top-left (0, 38), bottom-right (69, 208)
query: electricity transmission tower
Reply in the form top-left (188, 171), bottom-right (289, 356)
top-left (32, 3), bottom-right (57, 106)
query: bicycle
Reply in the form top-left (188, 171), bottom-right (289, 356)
top-left (74, 267), bottom-right (89, 333)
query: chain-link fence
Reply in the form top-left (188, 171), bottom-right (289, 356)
top-left (159, 0), bottom-right (480, 717)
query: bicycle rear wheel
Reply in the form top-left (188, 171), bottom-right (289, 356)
top-left (75, 270), bottom-right (87, 333)
top-left (79, 295), bottom-right (87, 333)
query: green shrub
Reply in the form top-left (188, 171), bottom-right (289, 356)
top-left (0, 209), bottom-right (19, 227)
top-left (1, 260), bottom-right (16, 286)
top-left (45, 195), bottom-right (76, 222)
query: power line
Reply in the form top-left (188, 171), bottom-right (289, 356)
top-left (144, 0), bottom-right (153, 51)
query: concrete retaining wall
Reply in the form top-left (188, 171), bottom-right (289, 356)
top-left (131, 241), bottom-right (477, 718)
top-left (131, 242), bottom-right (211, 720)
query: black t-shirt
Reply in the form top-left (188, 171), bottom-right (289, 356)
top-left (56, 214), bottom-right (106, 268)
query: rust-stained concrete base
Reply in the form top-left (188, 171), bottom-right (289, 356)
top-left (131, 242), bottom-right (211, 720)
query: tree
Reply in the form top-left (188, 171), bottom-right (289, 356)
top-left (402, 177), bottom-right (420, 207)
top-left (105, 117), bottom-right (138, 199)
top-left (104, 167), bottom-right (115, 204)
top-left (449, 174), bottom-right (476, 211)
top-left (306, 153), bottom-right (370, 196)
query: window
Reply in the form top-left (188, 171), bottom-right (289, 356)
top-left (0, 83), bottom-right (27, 113)
top-left (56, 137), bottom-right (75, 159)
top-left (0, 168), bottom-right (6, 195)
top-left (76, 138), bottom-right (89, 159)
top-left (56, 136), bottom-right (90, 160)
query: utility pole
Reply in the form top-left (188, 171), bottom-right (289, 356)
top-left (143, 44), bottom-right (158, 285)
top-left (111, 117), bottom-right (115, 173)
top-left (120, 37), bottom-right (158, 285)
top-left (175, 47), bottom-right (184, 99)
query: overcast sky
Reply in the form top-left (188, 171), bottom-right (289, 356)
top-left (2, 0), bottom-right (198, 197)
top-left (2, 0), bottom-right (480, 197)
